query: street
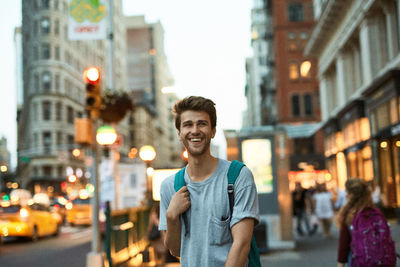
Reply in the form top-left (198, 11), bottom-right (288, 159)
top-left (0, 226), bottom-right (91, 267)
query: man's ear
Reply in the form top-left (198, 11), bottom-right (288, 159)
top-left (177, 130), bottom-right (182, 141)
top-left (211, 127), bottom-right (216, 138)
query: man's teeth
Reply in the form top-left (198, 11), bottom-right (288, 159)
top-left (191, 138), bottom-right (201, 142)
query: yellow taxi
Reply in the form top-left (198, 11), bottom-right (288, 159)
top-left (0, 202), bottom-right (60, 241)
top-left (65, 197), bottom-right (92, 226)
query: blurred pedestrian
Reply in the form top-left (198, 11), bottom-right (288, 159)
top-left (313, 183), bottom-right (334, 238)
top-left (337, 177), bottom-right (396, 267)
top-left (292, 182), bottom-right (313, 236)
top-left (334, 187), bottom-right (347, 211)
top-left (148, 204), bottom-right (167, 265)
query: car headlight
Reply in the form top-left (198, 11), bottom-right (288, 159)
top-left (19, 208), bottom-right (29, 218)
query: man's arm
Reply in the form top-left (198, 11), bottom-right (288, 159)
top-left (225, 218), bottom-right (254, 267)
top-left (163, 186), bottom-right (190, 257)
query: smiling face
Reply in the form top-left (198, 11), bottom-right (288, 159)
top-left (178, 110), bottom-right (216, 157)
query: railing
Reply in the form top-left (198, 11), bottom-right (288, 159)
top-left (105, 201), bottom-right (151, 267)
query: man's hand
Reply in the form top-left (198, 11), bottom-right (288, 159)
top-left (167, 186), bottom-right (191, 219)
top-left (164, 186), bottom-right (190, 257)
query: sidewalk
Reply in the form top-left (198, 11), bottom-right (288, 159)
top-left (122, 220), bottom-right (400, 267)
top-left (260, 219), bottom-right (400, 267)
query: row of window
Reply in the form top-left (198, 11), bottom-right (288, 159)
top-left (287, 2), bottom-right (313, 22)
top-left (291, 93), bottom-right (314, 117)
top-left (32, 101), bottom-right (82, 123)
top-left (289, 60), bottom-right (312, 80)
top-left (32, 131), bottom-right (74, 151)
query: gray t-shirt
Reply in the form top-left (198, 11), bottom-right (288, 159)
top-left (159, 158), bottom-right (259, 267)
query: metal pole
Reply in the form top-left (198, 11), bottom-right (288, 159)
top-left (86, 119), bottom-right (103, 267)
top-left (107, 0), bottom-right (114, 90)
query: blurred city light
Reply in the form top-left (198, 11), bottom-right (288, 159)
top-left (96, 125), bottom-right (117, 145)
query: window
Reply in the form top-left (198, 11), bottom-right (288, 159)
top-left (34, 73), bottom-right (40, 92)
top-left (34, 46), bottom-right (39, 61)
top-left (77, 111), bottom-right (83, 118)
top-left (55, 19), bottom-right (59, 35)
top-left (42, 101), bottom-right (51, 120)
top-left (43, 165), bottom-right (52, 176)
top-left (130, 174), bottom-right (137, 187)
top-left (55, 74), bottom-right (60, 91)
top-left (43, 132), bottom-right (51, 153)
top-left (34, 20), bottom-right (39, 36)
top-left (41, 18), bottom-right (50, 35)
top-left (289, 63), bottom-right (299, 80)
top-left (288, 3), bottom-right (304, 22)
top-left (55, 46), bottom-right (60, 60)
top-left (300, 61), bottom-right (312, 78)
top-left (67, 106), bottom-right (74, 124)
top-left (42, 72), bottom-right (51, 92)
top-left (42, 0), bottom-right (50, 9)
top-left (33, 103), bottom-right (38, 121)
top-left (291, 94), bottom-right (301, 116)
top-left (33, 132), bottom-right (38, 148)
top-left (56, 102), bottom-right (62, 120)
top-left (304, 94), bottom-right (313, 116)
top-left (56, 131), bottom-right (62, 145)
top-left (41, 43), bottom-right (50, 59)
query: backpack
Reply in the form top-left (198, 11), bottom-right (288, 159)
top-left (350, 207), bottom-right (396, 267)
top-left (174, 160), bottom-right (261, 267)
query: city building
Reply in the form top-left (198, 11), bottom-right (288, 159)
top-left (125, 16), bottom-right (183, 169)
top-left (305, 0), bottom-right (400, 209)
top-left (244, 0), bottom-right (325, 189)
top-left (18, 0), bottom-right (128, 193)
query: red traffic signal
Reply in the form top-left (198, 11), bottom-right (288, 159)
top-left (83, 67), bottom-right (100, 84)
top-left (83, 67), bottom-right (102, 118)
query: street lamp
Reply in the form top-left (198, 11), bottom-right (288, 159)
top-left (96, 125), bottom-right (117, 145)
top-left (139, 145), bottom-right (156, 204)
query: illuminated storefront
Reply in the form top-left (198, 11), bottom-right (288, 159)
top-left (363, 70), bottom-right (400, 208)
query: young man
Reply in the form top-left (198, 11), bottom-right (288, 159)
top-left (159, 96), bottom-right (259, 266)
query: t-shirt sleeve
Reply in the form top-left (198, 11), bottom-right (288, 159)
top-left (230, 166), bottom-right (260, 228)
top-left (159, 176), bottom-right (174, 231)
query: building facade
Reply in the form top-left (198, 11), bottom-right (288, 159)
top-left (125, 16), bottom-right (183, 169)
top-left (305, 0), bottom-right (400, 209)
top-left (18, 0), bottom-right (127, 193)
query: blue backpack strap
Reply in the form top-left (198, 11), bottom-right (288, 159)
top-left (227, 161), bottom-right (262, 267)
top-left (174, 167), bottom-right (189, 236)
top-left (227, 160), bottom-right (245, 217)
top-left (174, 167), bottom-right (186, 192)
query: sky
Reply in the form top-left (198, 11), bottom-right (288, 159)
top-left (0, 0), bottom-right (253, 169)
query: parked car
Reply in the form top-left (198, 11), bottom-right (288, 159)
top-left (0, 202), bottom-right (60, 241)
top-left (65, 198), bottom-right (92, 226)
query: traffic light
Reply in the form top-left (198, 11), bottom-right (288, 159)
top-left (83, 67), bottom-right (101, 118)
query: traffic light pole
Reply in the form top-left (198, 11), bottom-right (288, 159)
top-left (86, 118), bottom-right (103, 267)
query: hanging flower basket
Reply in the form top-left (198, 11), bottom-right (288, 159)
top-left (100, 89), bottom-right (134, 123)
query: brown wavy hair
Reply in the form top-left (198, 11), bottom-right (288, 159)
top-left (337, 177), bottom-right (373, 227)
top-left (173, 96), bottom-right (216, 130)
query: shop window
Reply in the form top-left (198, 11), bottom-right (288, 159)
top-left (300, 61), bottom-right (311, 78)
top-left (288, 3), bottom-right (304, 22)
top-left (42, 101), bottom-right (51, 120)
top-left (289, 63), bottom-right (299, 80)
top-left (304, 94), bottom-right (313, 116)
top-left (291, 94), bottom-right (300, 116)
top-left (390, 98), bottom-right (398, 124)
top-left (376, 103), bottom-right (390, 130)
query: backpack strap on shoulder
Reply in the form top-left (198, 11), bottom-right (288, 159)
top-left (174, 166), bottom-right (186, 192)
top-left (174, 166), bottom-right (189, 236)
top-left (227, 160), bottom-right (245, 217)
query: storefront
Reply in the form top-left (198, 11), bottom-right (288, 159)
top-left (363, 69), bottom-right (400, 209)
top-left (322, 100), bottom-right (373, 190)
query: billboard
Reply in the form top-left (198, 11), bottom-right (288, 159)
top-left (152, 169), bottom-right (180, 201)
top-left (68, 0), bottom-right (106, 40)
top-left (241, 139), bottom-right (273, 193)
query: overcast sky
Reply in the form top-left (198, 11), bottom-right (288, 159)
top-left (0, 0), bottom-right (253, 169)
